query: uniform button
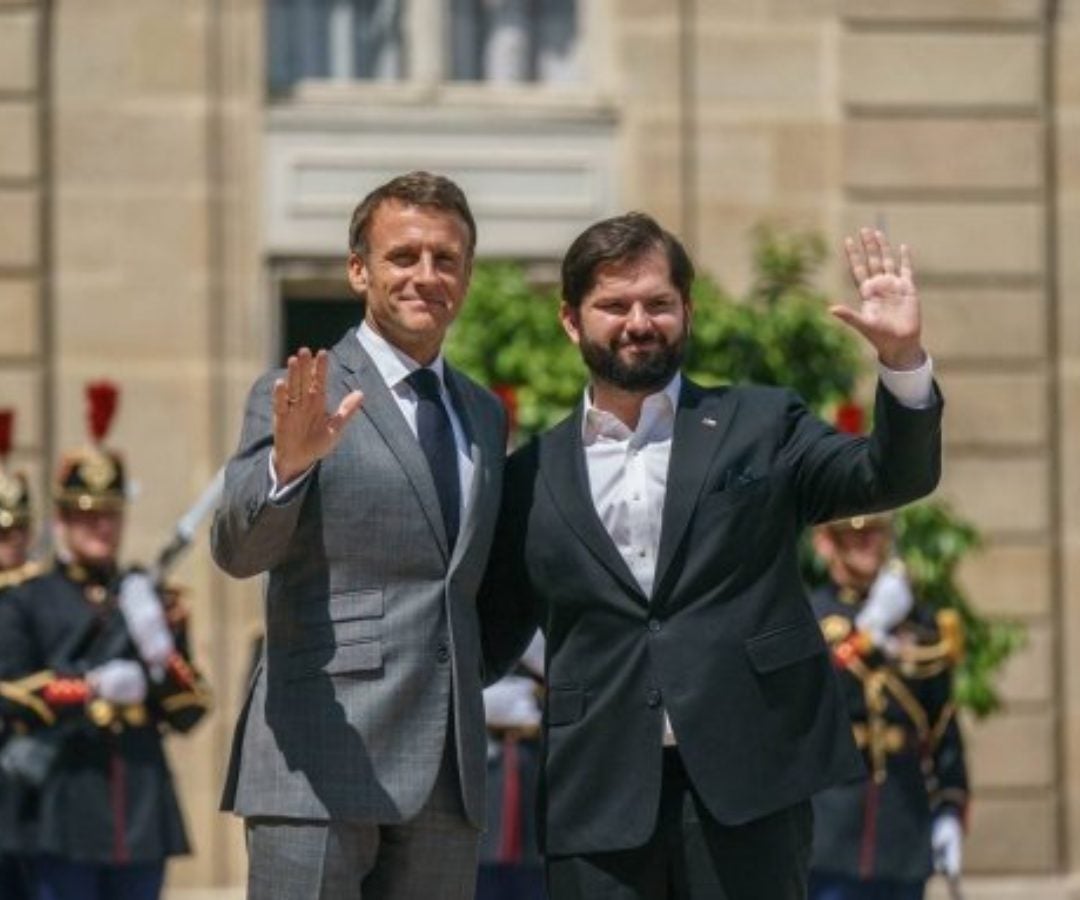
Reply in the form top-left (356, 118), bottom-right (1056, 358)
top-left (436, 642), bottom-right (450, 664)
top-left (647, 618), bottom-right (661, 633)
top-left (646, 689), bottom-right (662, 708)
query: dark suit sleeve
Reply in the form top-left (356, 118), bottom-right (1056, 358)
top-left (478, 441), bottom-right (544, 686)
top-left (782, 380), bottom-right (943, 527)
top-left (211, 370), bottom-right (316, 578)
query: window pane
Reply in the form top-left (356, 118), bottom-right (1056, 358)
top-left (267, 0), bottom-right (406, 92)
top-left (448, 0), bottom-right (580, 84)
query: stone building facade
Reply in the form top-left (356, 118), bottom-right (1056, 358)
top-left (1, 0), bottom-right (1078, 895)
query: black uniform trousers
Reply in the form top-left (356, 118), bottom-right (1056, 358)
top-left (545, 748), bottom-right (813, 900)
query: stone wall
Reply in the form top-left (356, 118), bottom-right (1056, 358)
top-left (614, 0), bottom-right (1063, 879)
top-left (47, 0), bottom-right (264, 890)
top-left (0, 0), bottom-right (46, 531)
top-left (21, 0), bottom-right (1080, 892)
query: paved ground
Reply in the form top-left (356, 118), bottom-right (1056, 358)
top-left (163, 876), bottom-right (1080, 900)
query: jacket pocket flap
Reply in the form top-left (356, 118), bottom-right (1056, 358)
top-left (546, 686), bottom-right (585, 726)
top-left (286, 639), bottom-right (383, 681)
top-left (745, 621), bottom-right (824, 674)
top-left (297, 590), bottom-right (384, 625)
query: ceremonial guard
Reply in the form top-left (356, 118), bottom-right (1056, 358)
top-left (0, 409), bottom-right (40, 589)
top-left (0, 383), bottom-right (211, 900)
top-left (0, 408), bottom-right (38, 899)
top-left (477, 631), bottom-right (545, 900)
top-left (808, 505), bottom-right (969, 900)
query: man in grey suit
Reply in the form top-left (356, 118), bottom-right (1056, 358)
top-left (212, 171), bottom-right (507, 900)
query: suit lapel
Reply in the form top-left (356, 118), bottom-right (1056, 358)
top-left (652, 381), bottom-right (738, 599)
top-left (539, 410), bottom-right (647, 604)
top-left (331, 334), bottom-right (450, 559)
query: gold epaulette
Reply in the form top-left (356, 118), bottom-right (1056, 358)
top-left (893, 609), bottom-right (966, 677)
top-left (0, 560), bottom-right (45, 591)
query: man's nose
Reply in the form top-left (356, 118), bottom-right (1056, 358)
top-left (625, 303), bottom-right (654, 333)
top-left (414, 253), bottom-right (437, 285)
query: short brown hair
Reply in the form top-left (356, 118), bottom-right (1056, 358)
top-left (348, 171), bottom-right (477, 258)
top-left (561, 212), bottom-right (695, 308)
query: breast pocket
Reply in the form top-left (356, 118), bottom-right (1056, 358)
top-left (702, 473), bottom-right (772, 511)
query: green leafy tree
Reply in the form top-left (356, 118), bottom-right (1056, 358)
top-left (894, 502), bottom-right (1025, 717)
top-left (445, 263), bottom-right (583, 434)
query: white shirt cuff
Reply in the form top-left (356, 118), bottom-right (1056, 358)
top-left (878, 355), bottom-right (934, 410)
top-left (268, 454), bottom-right (314, 504)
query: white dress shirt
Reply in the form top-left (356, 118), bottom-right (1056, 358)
top-left (580, 358), bottom-right (935, 745)
top-left (270, 322), bottom-right (474, 518)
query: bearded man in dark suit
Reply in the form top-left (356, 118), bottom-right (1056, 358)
top-left (481, 213), bottom-right (943, 900)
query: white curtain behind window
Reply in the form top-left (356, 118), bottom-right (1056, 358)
top-left (268, 0), bottom-right (405, 92)
top-left (448, 0), bottom-right (579, 84)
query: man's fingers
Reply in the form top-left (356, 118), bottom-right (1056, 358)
top-left (829, 304), bottom-right (871, 341)
top-left (311, 349), bottom-right (329, 399)
top-left (861, 227), bottom-right (883, 277)
top-left (295, 347), bottom-right (314, 400)
top-left (272, 378), bottom-right (291, 417)
top-left (844, 237), bottom-right (868, 289)
top-left (328, 391), bottom-right (365, 435)
top-left (284, 355), bottom-right (301, 406)
top-left (877, 230), bottom-right (897, 275)
top-left (899, 243), bottom-right (914, 284)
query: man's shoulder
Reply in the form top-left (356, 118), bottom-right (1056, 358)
top-left (0, 560), bottom-right (45, 594)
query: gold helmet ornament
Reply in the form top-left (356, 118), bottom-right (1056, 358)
top-left (54, 382), bottom-right (127, 512)
top-left (0, 408), bottom-right (31, 530)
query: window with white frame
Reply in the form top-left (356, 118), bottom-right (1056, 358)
top-left (267, 0), bottom-right (581, 94)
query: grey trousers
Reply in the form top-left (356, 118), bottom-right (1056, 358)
top-left (246, 748), bottom-right (479, 900)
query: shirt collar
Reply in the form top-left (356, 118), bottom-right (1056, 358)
top-left (357, 321), bottom-right (447, 392)
top-left (582, 372), bottom-right (682, 444)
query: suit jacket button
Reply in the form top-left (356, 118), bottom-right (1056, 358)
top-left (646, 689), bottom-right (662, 708)
top-left (436, 642), bottom-right (450, 664)
top-left (647, 618), bottom-right (661, 633)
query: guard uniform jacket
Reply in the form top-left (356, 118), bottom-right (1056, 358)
top-left (810, 583), bottom-right (969, 883)
top-left (0, 562), bottom-right (210, 864)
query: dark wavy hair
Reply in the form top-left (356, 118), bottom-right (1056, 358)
top-left (561, 212), bottom-right (694, 308)
top-left (348, 171), bottom-right (476, 259)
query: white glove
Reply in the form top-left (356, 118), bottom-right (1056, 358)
top-left (87, 659), bottom-right (148, 705)
top-left (520, 631), bottom-right (545, 679)
top-left (855, 561), bottom-right (914, 650)
top-left (483, 676), bottom-right (541, 729)
top-left (931, 812), bottom-right (963, 878)
top-left (118, 572), bottom-right (175, 672)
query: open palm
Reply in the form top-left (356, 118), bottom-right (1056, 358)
top-left (832, 228), bottom-right (925, 370)
top-left (272, 347), bottom-right (364, 484)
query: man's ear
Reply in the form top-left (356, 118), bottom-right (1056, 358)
top-left (347, 253), bottom-right (368, 296)
top-left (559, 301), bottom-right (582, 345)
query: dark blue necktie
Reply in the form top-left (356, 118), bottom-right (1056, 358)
top-left (407, 368), bottom-right (461, 552)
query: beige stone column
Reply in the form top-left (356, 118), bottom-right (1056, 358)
top-left (1055, 0), bottom-right (1080, 881)
top-left (48, 0), bottom-right (264, 889)
top-left (0, 0), bottom-right (48, 524)
top-left (840, 0), bottom-right (1058, 875)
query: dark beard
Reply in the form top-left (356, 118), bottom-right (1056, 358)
top-left (578, 330), bottom-right (686, 393)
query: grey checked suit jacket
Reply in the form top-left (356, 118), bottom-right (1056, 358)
top-left (212, 332), bottom-right (506, 828)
